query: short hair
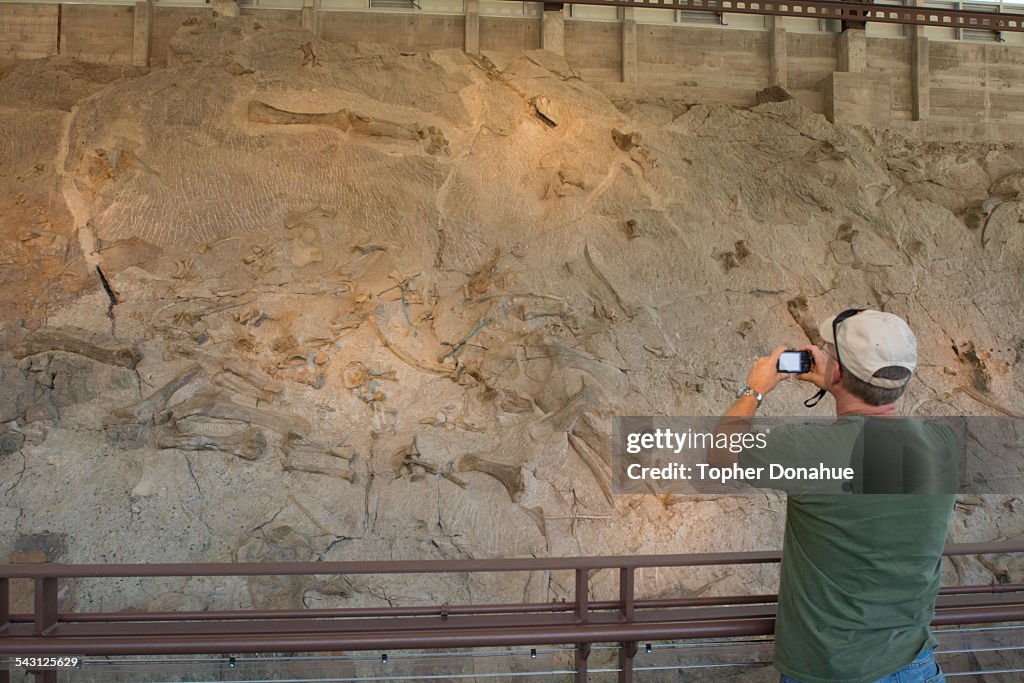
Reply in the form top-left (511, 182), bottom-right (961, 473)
top-left (823, 342), bottom-right (911, 406)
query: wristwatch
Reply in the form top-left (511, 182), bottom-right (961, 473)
top-left (736, 384), bottom-right (763, 406)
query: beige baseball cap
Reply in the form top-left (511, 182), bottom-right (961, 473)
top-left (818, 310), bottom-right (917, 389)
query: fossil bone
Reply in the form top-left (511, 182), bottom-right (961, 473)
top-left (162, 390), bottom-right (311, 436)
top-left (281, 458), bottom-right (355, 481)
top-left (213, 363), bottom-right (283, 404)
top-left (106, 364), bottom-right (203, 426)
top-left (284, 433), bottom-right (356, 461)
top-left (568, 432), bottom-right (614, 506)
top-left (786, 295), bottom-right (824, 347)
top-left (12, 327), bottom-right (142, 368)
top-left (528, 385), bottom-right (599, 443)
top-left (583, 243), bottom-right (632, 318)
top-left (156, 424), bottom-right (266, 461)
top-left (457, 453), bottom-right (524, 502)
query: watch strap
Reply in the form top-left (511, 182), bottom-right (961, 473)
top-left (736, 384), bottom-right (763, 405)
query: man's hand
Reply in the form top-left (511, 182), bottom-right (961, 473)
top-left (746, 346), bottom-right (790, 396)
top-left (709, 346), bottom-right (789, 468)
top-left (796, 345), bottom-right (829, 390)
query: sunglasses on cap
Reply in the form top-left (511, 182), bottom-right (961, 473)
top-left (804, 308), bottom-right (864, 408)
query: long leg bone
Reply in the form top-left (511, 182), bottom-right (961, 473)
top-left (13, 327), bottom-right (142, 368)
top-left (163, 391), bottom-right (312, 436)
top-left (156, 424), bottom-right (267, 461)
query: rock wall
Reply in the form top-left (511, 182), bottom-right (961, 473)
top-left (1, 15), bottom-right (1023, 620)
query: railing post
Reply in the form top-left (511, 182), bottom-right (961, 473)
top-left (617, 566), bottom-right (636, 682)
top-left (575, 568), bottom-right (588, 623)
top-left (575, 567), bottom-right (590, 682)
top-left (575, 642), bottom-right (591, 683)
top-left (0, 577), bottom-right (9, 632)
top-left (618, 641), bottom-right (637, 683)
top-left (619, 567), bottom-right (634, 621)
top-left (34, 577), bottom-right (58, 635)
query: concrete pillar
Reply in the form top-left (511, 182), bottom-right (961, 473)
top-left (465, 0), bottom-right (480, 54)
top-left (621, 7), bottom-right (636, 84)
top-left (131, 0), bottom-right (153, 68)
top-left (541, 5), bottom-right (564, 56)
top-left (302, 0), bottom-right (318, 35)
top-left (912, 36), bottom-right (929, 120)
top-left (837, 29), bottom-right (867, 73)
top-left (909, 0), bottom-right (928, 121)
top-left (768, 16), bottom-right (787, 87)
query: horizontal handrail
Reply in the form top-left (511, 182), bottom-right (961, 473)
top-left (2, 541), bottom-right (1022, 579)
top-left (4, 584), bottom-right (1022, 624)
top-left (0, 550), bottom-right (781, 579)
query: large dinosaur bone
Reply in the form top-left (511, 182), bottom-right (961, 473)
top-left (160, 390), bottom-right (311, 437)
top-left (12, 327), bottom-right (142, 368)
top-left (457, 453), bottom-right (524, 502)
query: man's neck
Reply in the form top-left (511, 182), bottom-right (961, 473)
top-left (834, 394), bottom-right (899, 417)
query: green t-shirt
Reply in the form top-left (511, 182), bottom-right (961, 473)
top-left (739, 416), bottom-right (958, 683)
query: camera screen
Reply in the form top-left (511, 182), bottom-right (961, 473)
top-left (778, 352), bottom-right (803, 372)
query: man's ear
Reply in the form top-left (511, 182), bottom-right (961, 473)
top-left (823, 358), bottom-right (839, 389)
top-left (827, 359), bottom-right (843, 387)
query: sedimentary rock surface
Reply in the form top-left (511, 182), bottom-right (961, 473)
top-left (1, 16), bottom-right (1022, 626)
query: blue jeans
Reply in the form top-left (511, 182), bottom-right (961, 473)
top-left (780, 646), bottom-right (944, 683)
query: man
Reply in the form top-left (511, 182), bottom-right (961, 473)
top-left (709, 309), bottom-right (958, 683)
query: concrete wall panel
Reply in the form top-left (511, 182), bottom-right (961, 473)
top-left (786, 32), bottom-right (836, 114)
top-left (867, 36), bottom-right (912, 119)
top-left (479, 16), bottom-right (540, 53)
top-left (60, 4), bottom-right (135, 64)
top-left (320, 12), bottom-right (464, 51)
top-left (0, 3), bottom-right (57, 60)
top-left (153, 7), bottom-right (210, 67)
top-left (564, 19), bottom-right (621, 82)
top-left (239, 8), bottom-right (303, 26)
top-left (929, 41), bottom-right (1024, 121)
top-left (636, 24), bottom-right (769, 106)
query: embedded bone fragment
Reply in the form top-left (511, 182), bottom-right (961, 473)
top-left (568, 433), bottom-right (614, 506)
top-left (284, 433), bottom-right (356, 461)
top-left (163, 391), bottom-right (311, 436)
top-left (786, 295), bottom-right (824, 346)
top-left (156, 424), bottom-right (266, 461)
top-left (12, 327), bottom-right (142, 368)
top-left (528, 386), bottom-right (598, 443)
top-left (247, 101), bottom-right (353, 129)
top-left (457, 453), bottom-right (524, 502)
top-left (583, 243), bottom-right (632, 317)
top-left (612, 128), bottom-right (641, 152)
top-left (396, 440), bottom-right (466, 487)
top-left (570, 412), bottom-right (611, 468)
top-left (213, 364), bottom-right (283, 404)
top-left (516, 298), bottom-right (568, 321)
top-left (372, 303), bottom-right (452, 376)
top-left (548, 345), bottom-right (629, 399)
top-left (106, 364), bottom-right (203, 426)
top-left (247, 101), bottom-right (444, 153)
top-left (281, 458), bottom-right (355, 481)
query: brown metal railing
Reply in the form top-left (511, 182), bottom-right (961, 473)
top-left (518, 0), bottom-right (1024, 33)
top-left (3, 541), bottom-right (1024, 682)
